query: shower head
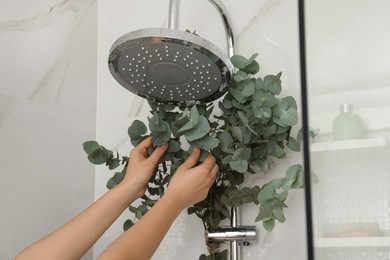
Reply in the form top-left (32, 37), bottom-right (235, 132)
top-left (108, 28), bottom-right (233, 105)
top-left (108, 0), bottom-right (234, 105)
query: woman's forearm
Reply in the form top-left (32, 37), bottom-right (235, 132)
top-left (98, 192), bottom-right (183, 260)
top-left (15, 183), bottom-right (139, 260)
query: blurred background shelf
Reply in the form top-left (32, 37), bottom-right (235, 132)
top-left (310, 138), bottom-right (388, 153)
top-left (316, 237), bottom-right (390, 248)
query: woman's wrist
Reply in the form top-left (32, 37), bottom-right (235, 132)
top-left (162, 190), bottom-right (187, 213)
top-left (115, 182), bottom-right (142, 205)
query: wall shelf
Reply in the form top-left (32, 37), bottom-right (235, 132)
top-left (315, 237), bottom-right (390, 248)
top-left (310, 138), bottom-right (388, 152)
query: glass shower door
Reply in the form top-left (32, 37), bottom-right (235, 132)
top-left (303, 0), bottom-right (390, 259)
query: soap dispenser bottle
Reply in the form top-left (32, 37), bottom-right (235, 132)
top-left (333, 104), bottom-right (365, 141)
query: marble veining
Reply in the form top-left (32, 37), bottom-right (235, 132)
top-left (236, 0), bottom-right (283, 40)
top-left (0, 0), bottom-right (95, 32)
top-left (0, 0), bottom-right (96, 109)
top-left (28, 59), bottom-right (70, 106)
top-left (0, 93), bottom-right (21, 127)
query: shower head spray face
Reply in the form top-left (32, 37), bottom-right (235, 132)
top-left (108, 28), bottom-right (233, 105)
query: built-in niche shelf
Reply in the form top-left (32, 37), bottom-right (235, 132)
top-left (310, 138), bottom-right (388, 153)
top-left (315, 237), bottom-right (390, 248)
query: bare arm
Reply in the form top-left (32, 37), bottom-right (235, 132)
top-left (98, 148), bottom-right (218, 260)
top-left (15, 137), bottom-right (168, 260)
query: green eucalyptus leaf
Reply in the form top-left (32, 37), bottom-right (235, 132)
top-left (88, 147), bottom-right (109, 165)
top-left (237, 111), bottom-right (249, 126)
top-left (219, 131), bottom-right (234, 147)
top-left (255, 202), bottom-right (273, 221)
top-left (229, 160), bottom-right (248, 173)
top-left (240, 80), bottom-right (256, 97)
top-left (106, 178), bottom-right (116, 189)
top-left (230, 88), bottom-right (245, 103)
top-left (287, 137), bottom-right (301, 151)
top-left (188, 135), bottom-right (219, 150)
top-left (267, 141), bottom-right (286, 158)
top-left (221, 155), bottom-right (233, 165)
top-left (189, 105), bottom-right (200, 125)
top-left (233, 71), bottom-right (250, 82)
top-left (128, 120), bottom-right (147, 140)
top-left (185, 116), bottom-right (211, 141)
top-left (246, 53), bottom-right (259, 64)
top-left (131, 136), bottom-right (147, 147)
top-left (253, 90), bottom-right (278, 108)
top-left (281, 177), bottom-right (294, 190)
top-left (112, 171), bottom-right (125, 184)
top-left (231, 55), bottom-right (249, 69)
top-left (197, 149), bottom-right (209, 162)
top-left (128, 205), bottom-right (138, 213)
top-left (257, 185), bottom-right (275, 203)
top-left (255, 77), bottom-right (264, 89)
top-left (269, 179), bottom-right (282, 189)
top-left (264, 72), bottom-right (282, 95)
top-left (187, 207), bottom-right (197, 215)
top-left (286, 164), bottom-right (302, 179)
top-left (242, 128), bottom-right (253, 144)
top-left (253, 107), bottom-right (272, 120)
top-left (151, 121), bottom-right (171, 146)
top-left (263, 219), bottom-right (276, 231)
top-left (289, 164), bottom-right (304, 189)
top-left (261, 125), bottom-right (277, 138)
top-left (273, 207), bottom-right (286, 223)
top-left (280, 107), bottom-right (298, 126)
top-left (223, 99), bottom-right (232, 109)
top-left (232, 147), bottom-right (251, 161)
top-left (177, 120), bottom-right (195, 134)
top-left (108, 158), bottom-right (120, 170)
top-left (230, 126), bottom-right (243, 143)
top-left (167, 139), bottom-right (181, 153)
top-left (123, 219), bottom-right (134, 231)
top-left (242, 60), bottom-right (260, 75)
top-left (282, 96), bottom-right (297, 109)
top-left (277, 190), bottom-right (288, 201)
top-left (83, 141), bottom-right (100, 155)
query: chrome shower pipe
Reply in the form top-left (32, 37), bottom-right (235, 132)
top-left (168, 0), bottom-right (235, 57)
top-left (168, 0), bottom-right (180, 29)
top-left (231, 207), bottom-right (239, 260)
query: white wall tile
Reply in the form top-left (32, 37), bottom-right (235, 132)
top-left (0, 0), bottom-right (97, 259)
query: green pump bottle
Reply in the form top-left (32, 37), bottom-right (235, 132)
top-left (332, 104), bottom-right (365, 141)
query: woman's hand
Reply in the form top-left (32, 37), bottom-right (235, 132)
top-left (165, 148), bottom-right (219, 209)
top-left (121, 137), bottom-right (168, 198)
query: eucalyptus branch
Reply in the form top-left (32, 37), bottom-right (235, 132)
top-left (83, 53), bottom-right (303, 260)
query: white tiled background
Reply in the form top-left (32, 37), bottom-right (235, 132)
top-left (0, 1), bottom-right (97, 259)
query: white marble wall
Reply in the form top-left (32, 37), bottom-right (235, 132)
top-left (0, 1), bottom-right (97, 259)
top-left (96, 0), bottom-right (306, 259)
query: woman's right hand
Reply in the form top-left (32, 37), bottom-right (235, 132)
top-left (165, 148), bottom-right (219, 209)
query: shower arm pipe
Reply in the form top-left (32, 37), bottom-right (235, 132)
top-left (168, 0), bottom-right (235, 57)
top-left (168, 0), bottom-right (180, 30)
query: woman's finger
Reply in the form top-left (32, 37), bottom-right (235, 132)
top-left (147, 143), bottom-right (168, 165)
top-left (199, 154), bottom-right (216, 171)
top-left (177, 148), bottom-right (201, 171)
top-left (132, 137), bottom-right (153, 157)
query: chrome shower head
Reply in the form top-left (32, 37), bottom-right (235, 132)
top-left (108, 0), bottom-right (234, 105)
top-left (108, 28), bottom-right (233, 105)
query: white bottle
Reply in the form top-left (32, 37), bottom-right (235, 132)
top-left (332, 104), bottom-right (365, 141)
